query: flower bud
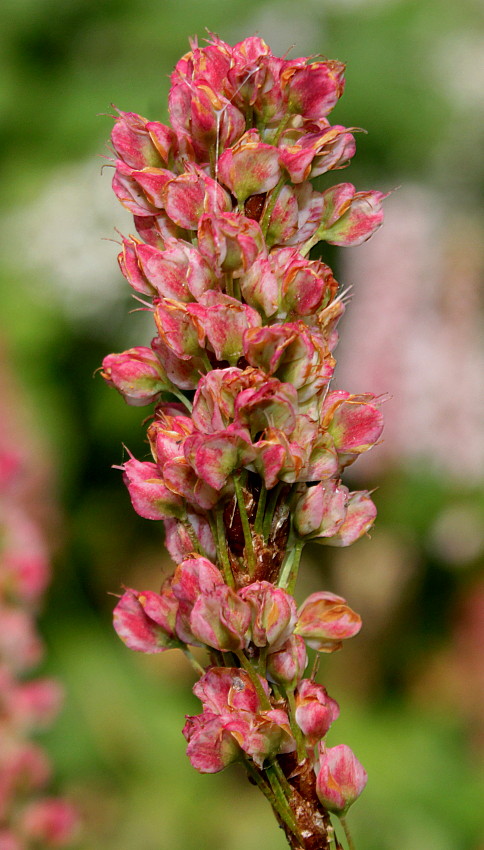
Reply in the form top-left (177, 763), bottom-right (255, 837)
top-left (323, 491), bottom-right (377, 547)
top-left (193, 667), bottom-right (264, 715)
top-left (113, 587), bottom-right (180, 653)
top-left (264, 184), bottom-right (299, 245)
top-left (163, 512), bottom-right (216, 563)
top-left (111, 110), bottom-right (169, 169)
top-left (162, 168), bottom-right (231, 230)
top-left (183, 712), bottom-right (241, 774)
top-left (162, 458), bottom-right (220, 511)
top-left (198, 212), bottom-right (265, 278)
top-left (279, 123), bottom-right (355, 184)
top-left (295, 591), bottom-right (361, 652)
top-left (238, 581), bottom-right (297, 650)
top-left (218, 130), bottom-right (282, 203)
top-left (294, 680), bottom-right (339, 744)
top-left (121, 457), bottom-right (185, 521)
top-left (187, 291), bottom-right (261, 365)
top-left (315, 183), bottom-right (386, 246)
top-left (293, 480), bottom-right (348, 540)
top-left (323, 391), bottom-right (384, 465)
top-left (281, 60), bottom-right (346, 119)
top-left (190, 585), bottom-right (251, 651)
top-left (235, 380), bottom-right (298, 436)
top-left (171, 556), bottom-right (224, 644)
top-left (225, 708), bottom-right (294, 768)
top-left (266, 635), bottom-right (307, 689)
top-left (134, 238), bottom-right (215, 301)
top-left (239, 256), bottom-right (279, 317)
top-left (184, 428), bottom-right (255, 490)
top-left (316, 744), bottom-right (367, 814)
top-left (101, 347), bottom-right (170, 406)
top-left (270, 247), bottom-right (338, 319)
top-left (154, 299), bottom-right (205, 360)
top-left (169, 83), bottom-right (245, 160)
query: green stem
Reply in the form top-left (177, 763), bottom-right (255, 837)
top-left (245, 761), bottom-right (300, 840)
top-left (271, 113), bottom-right (291, 146)
top-left (235, 650), bottom-right (271, 710)
top-left (300, 221), bottom-right (331, 258)
top-left (260, 176), bottom-right (286, 239)
top-left (262, 482), bottom-right (282, 542)
top-left (215, 506), bottom-right (235, 588)
top-left (232, 472), bottom-right (256, 577)
top-left (265, 763), bottom-right (302, 841)
top-left (254, 645), bottom-right (268, 676)
top-left (254, 483), bottom-right (267, 535)
top-left (340, 816), bottom-right (356, 850)
top-left (225, 272), bottom-right (234, 298)
top-left (168, 386), bottom-right (192, 412)
top-left (201, 351), bottom-right (212, 373)
top-left (300, 232), bottom-right (319, 258)
top-left (310, 652), bottom-right (321, 682)
top-left (182, 648), bottom-right (205, 677)
top-left (270, 757), bottom-right (294, 801)
top-left (278, 538), bottom-right (304, 593)
top-left (233, 278), bottom-right (242, 301)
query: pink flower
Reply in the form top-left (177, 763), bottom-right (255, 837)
top-left (190, 585), bottom-right (251, 651)
top-left (266, 635), bottom-right (308, 689)
top-left (21, 798), bottom-right (79, 846)
top-left (121, 457), bottom-right (185, 521)
top-left (105, 34), bottom-right (386, 826)
top-left (295, 591), bottom-right (362, 652)
top-left (293, 480), bottom-right (348, 540)
top-left (162, 167), bottom-right (231, 230)
top-left (294, 680), bottom-right (339, 744)
top-left (218, 130), bottom-right (282, 202)
top-left (183, 427), bottom-right (255, 490)
top-left (315, 183), bottom-right (387, 246)
top-left (193, 667), bottom-right (265, 715)
top-left (186, 667), bottom-right (295, 771)
top-left (279, 123), bottom-right (355, 184)
top-left (101, 347), bottom-right (170, 406)
top-left (183, 712), bottom-right (241, 774)
top-left (323, 491), bottom-right (377, 547)
top-left (281, 60), bottom-right (346, 119)
top-left (322, 391), bottom-right (384, 465)
top-left (111, 109), bottom-right (176, 170)
top-left (168, 81), bottom-right (245, 161)
top-left (112, 159), bottom-right (173, 216)
top-left (243, 322), bottom-right (335, 400)
top-left (163, 512), bottom-right (216, 563)
top-left (113, 586), bottom-right (180, 653)
top-left (316, 744), bottom-right (367, 814)
top-left (197, 212), bottom-right (265, 278)
top-left (121, 237), bottom-right (216, 301)
top-left (171, 556), bottom-right (224, 644)
top-left (187, 291), bottom-right (261, 365)
top-left (238, 581), bottom-right (297, 650)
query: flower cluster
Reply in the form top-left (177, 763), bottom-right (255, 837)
top-left (0, 452), bottom-right (79, 849)
top-left (104, 34), bottom-right (383, 848)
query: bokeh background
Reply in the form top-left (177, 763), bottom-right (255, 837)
top-left (1, 0), bottom-right (483, 847)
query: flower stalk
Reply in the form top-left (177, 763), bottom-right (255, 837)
top-left (103, 33), bottom-right (385, 849)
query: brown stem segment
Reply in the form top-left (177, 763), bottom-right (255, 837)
top-left (276, 754), bottom-right (333, 850)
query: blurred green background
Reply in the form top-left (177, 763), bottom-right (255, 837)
top-left (1, 0), bottom-right (483, 848)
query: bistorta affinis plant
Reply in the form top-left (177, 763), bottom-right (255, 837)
top-left (102, 34), bottom-right (385, 850)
